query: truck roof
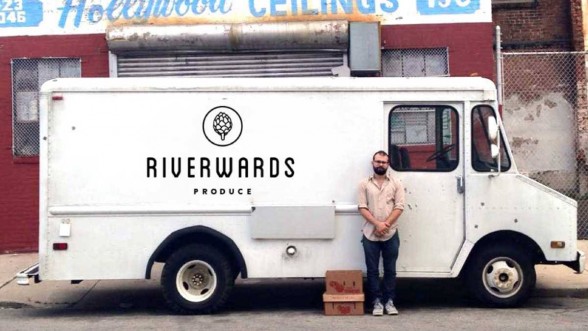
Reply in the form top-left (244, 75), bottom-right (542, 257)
top-left (41, 77), bottom-right (497, 96)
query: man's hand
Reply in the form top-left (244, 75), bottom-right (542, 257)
top-left (374, 221), bottom-right (390, 237)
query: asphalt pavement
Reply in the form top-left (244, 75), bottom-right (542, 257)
top-left (1, 241), bottom-right (587, 312)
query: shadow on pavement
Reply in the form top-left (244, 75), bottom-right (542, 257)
top-left (14, 278), bottom-right (475, 317)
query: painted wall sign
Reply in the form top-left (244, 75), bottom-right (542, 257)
top-left (0, 0), bottom-right (491, 37)
top-left (0, 0), bottom-right (43, 27)
top-left (417, 0), bottom-right (480, 15)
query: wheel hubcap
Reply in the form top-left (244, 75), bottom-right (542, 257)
top-left (191, 273), bottom-right (206, 288)
top-left (176, 260), bottom-right (217, 302)
top-left (483, 258), bottom-right (523, 298)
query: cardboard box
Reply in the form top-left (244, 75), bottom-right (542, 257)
top-left (325, 270), bottom-right (363, 294)
top-left (323, 293), bottom-right (365, 316)
top-left (323, 270), bottom-right (365, 315)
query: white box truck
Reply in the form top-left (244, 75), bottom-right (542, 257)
top-left (17, 77), bottom-right (585, 313)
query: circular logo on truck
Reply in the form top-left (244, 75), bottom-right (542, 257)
top-left (203, 106), bottom-right (243, 147)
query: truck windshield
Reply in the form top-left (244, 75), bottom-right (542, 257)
top-left (471, 105), bottom-right (511, 172)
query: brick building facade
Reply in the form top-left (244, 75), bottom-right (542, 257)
top-left (0, 35), bottom-right (109, 252)
top-left (493, 0), bottom-right (580, 51)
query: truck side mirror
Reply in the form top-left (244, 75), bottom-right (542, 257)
top-left (487, 116), bottom-right (500, 159)
top-left (490, 144), bottom-right (500, 160)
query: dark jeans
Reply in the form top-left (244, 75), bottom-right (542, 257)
top-left (362, 232), bottom-right (400, 305)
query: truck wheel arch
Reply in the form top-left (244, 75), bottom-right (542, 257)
top-left (466, 230), bottom-right (545, 268)
top-left (146, 226), bottom-right (247, 279)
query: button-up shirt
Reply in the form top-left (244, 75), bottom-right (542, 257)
top-left (358, 172), bottom-right (405, 241)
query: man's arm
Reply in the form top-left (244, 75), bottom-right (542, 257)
top-left (385, 180), bottom-right (405, 228)
top-left (385, 208), bottom-right (403, 228)
top-left (358, 182), bottom-right (389, 236)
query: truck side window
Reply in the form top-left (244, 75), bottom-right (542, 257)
top-left (471, 105), bottom-right (511, 172)
top-left (389, 106), bottom-right (459, 172)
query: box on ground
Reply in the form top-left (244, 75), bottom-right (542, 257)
top-left (324, 270), bottom-right (364, 315)
top-left (323, 293), bottom-right (365, 315)
top-left (325, 270), bottom-right (363, 294)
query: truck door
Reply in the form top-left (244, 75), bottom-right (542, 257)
top-left (387, 104), bottom-right (464, 273)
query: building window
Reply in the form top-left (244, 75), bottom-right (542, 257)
top-left (382, 48), bottom-right (449, 77)
top-left (12, 58), bottom-right (81, 156)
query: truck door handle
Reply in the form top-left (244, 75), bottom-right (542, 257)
top-left (456, 176), bottom-right (465, 194)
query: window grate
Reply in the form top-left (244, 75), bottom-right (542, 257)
top-left (11, 58), bottom-right (81, 156)
top-left (382, 48), bottom-right (449, 77)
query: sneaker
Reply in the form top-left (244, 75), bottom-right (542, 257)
top-left (372, 299), bottom-right (384, 316)
top-left (385, 299), bottom-right (398, 315)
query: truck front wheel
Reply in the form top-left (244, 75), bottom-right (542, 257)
top-left (466, 244), bottom-right (536, 307)
top-left (161, 244), bottom-right (234, 314)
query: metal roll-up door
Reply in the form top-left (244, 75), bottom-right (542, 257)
top-left (116, 51), bottom-right (346, 78)
top-left (107, 21), bottom-right (350, 78)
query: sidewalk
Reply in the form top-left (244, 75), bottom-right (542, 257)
top-left (534, 240), bottom-right (588, 298)
top-left (1, 241), bottom-right (587, 309)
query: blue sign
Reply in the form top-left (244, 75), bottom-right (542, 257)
top-left (0, 0), bottom-right (43, 27)
top-left (417, 0), bottom-right (480, 15)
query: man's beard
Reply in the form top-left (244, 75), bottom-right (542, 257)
top-left (373, 166), bottom-right (387, 175)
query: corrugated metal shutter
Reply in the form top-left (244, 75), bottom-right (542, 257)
top-left (116, 51), bottom-right (345, 78)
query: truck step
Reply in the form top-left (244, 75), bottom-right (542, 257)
top-left (15, 263), bottom-right (40, 285)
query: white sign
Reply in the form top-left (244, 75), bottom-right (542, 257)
top-left (0, 0), bottom-right (491, 37)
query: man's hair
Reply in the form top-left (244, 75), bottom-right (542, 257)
top-left (373, 150), bottom-right (389, 160)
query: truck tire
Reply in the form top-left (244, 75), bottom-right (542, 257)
top-left (466, 244), bottom-right (536, 308)
top-left (161, 244), bottom-right (234, 314)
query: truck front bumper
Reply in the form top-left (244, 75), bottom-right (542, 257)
top-left (564, 250), bottom-right (586, 273)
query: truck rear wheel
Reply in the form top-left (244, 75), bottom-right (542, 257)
top-left (161, 244), bottom-right (234, 314)
top-left (466, 244), bottom-right (536, 308)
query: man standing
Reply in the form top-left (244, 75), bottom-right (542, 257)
top-left (358, 150), bottom-right (405, 316)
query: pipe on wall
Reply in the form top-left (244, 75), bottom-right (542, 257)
top-left (107, 21), bottom-right (349, 53)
